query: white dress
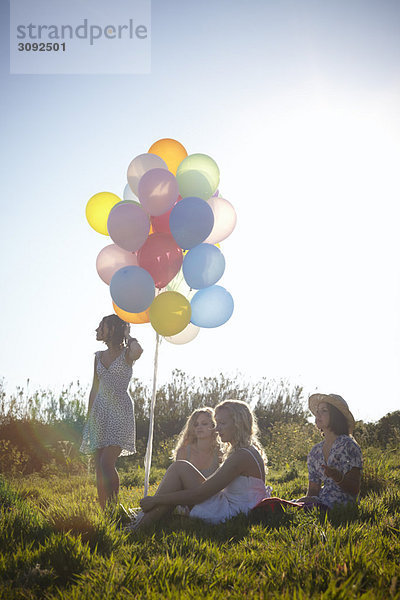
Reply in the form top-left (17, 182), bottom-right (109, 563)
top-left (80, 350), bottom-right (136, 456)
top-left (189, 448), bottom-right (271, 524)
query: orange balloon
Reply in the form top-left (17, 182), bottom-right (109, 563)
top-left (112, 301), bottom-right (150, 324)
top-left (148, 138), bottom-right (188, 175)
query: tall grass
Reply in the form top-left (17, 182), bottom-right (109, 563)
top-left (1, 448), bottom-right (399, 599)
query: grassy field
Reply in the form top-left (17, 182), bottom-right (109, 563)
top-left (1, 447), bottom-right (399, 599)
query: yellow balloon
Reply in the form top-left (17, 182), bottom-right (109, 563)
top-left (113, 301), bottom-right (150, 324)
top-left (149, 291), bottom-right (191, 336)
top-left (86, 192), bottom-right (121, 235)
top-left (148, 138), bottom-right (188, 175)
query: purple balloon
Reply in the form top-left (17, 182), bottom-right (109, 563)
top-left (169, 196), bottom-right (214, 250)
top-left (138, 168), bottom-right (179, 217)
top-left (107, 202), bottom-right (150, 252)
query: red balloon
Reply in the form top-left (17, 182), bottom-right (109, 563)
top-left (150, 195), bottom-right (182, 234)
top-left (137, 233), bottom-right (183, 289)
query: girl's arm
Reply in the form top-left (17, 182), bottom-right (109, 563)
top-left (140, 453), bottom-right (244, 511)
top-left (87, 357), bottom-right (99, 414)
top-left (126, 337), bottom-right (143, 365)
top-left (322, 465), bottom-right (361, 496)
top-left (306, 481), bottom-right (321, 497)
top-left (296, 480), bottom-right (321, 502)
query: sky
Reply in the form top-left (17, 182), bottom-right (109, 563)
top-left (1, 0), bottom-right (400, 423)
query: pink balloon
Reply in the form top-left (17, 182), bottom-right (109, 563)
top-left (138, 168), bottom-right (179, 216)
top-left (137, 233), bottom-right (183, 289)
top-left (151, 195), bottom-right (182, 234)
top-left (107, 202), bottom-right (150, 252)
top-left (96, 244), bottom-right (138, 285)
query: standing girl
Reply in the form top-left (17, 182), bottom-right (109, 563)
top-left (80, 314), bottom-right (143, 509)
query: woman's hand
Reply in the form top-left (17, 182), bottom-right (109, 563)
top-left (322, 464), bottom-right (343, 482)
top-left (128, 337), bottom-right (143, 361)
top-left (140, 495), bottom-right (158, 512)
top-left (323, 465), bottom-right (361, 495)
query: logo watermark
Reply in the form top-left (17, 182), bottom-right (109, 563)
top-left (10, 0), bottom-right (151, 74)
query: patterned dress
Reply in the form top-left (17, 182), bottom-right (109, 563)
top-left (80, 350), bottom-right (136, 456)
top-left (307, 435), bottom-right (363, 508)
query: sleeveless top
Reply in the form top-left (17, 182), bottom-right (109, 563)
top-left (186, 445), bottom-right (220, 478)
top-left (189, 447), bottom-right (272, 524)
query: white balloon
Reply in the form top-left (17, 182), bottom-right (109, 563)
top-left (123, 183), bottom-right (137, 200)
top-left (127, 153), bottom-right (168, 196)
top-left (164, 322), bottom-right (200, 345)
top-left (204, 196), bottom-right (237, 244)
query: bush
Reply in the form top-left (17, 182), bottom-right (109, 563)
top-left (263, 421), bottom-right (321, 469)
top-left (0, 440), bottom-right (29, 475)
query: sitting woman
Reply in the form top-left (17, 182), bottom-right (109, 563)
top-left (297, 393), bottom-right (363, 509)
top-left (172, 407), bottom-right (224, 477)
top-left (130, 400), bottom-right (271, 530)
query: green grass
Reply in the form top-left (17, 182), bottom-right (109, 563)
top-left (1, 449), bottom-right (399, 599)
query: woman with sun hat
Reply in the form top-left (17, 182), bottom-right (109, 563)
top-left (297, 393), bottom-right (363, 509)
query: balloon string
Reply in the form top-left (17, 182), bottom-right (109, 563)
top-left (143, 330), bottom-right (160, 497)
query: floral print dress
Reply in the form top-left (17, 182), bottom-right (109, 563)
top-left (80, 350), bottom-right (136, 456)
top-left (307, 435), bottom-right (363, 508)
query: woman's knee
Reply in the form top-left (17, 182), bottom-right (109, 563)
top-left (174, 459), bottom-right (196, 470)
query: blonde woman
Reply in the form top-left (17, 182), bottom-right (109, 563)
top-left (172, 408), bottom-right (223, 477)
top-left (130, 400), bottom-right (271, 530)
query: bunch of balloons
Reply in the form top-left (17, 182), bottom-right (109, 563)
top-left (86, 138), bottom-right (237, 345)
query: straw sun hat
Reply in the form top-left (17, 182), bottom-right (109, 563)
top-left (308, 393), bottom-right (355, 434)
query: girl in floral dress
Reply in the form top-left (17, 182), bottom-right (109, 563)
top-left (81, 314), bottom-right (143, 509)
top-left (297, 393), bottom-right (363, 509)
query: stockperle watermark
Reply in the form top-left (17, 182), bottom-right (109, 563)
top-left (10, 0), bottom-right (151, 74)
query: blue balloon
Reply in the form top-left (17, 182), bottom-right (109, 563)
top-left (169, 196), bottom-right (214, 250)
top-left (183, 243), bottom-right (225, 289)
top-left (110, 265), bottom-right (155, 313)
top-left (190, 285), bottom-right (234, 328)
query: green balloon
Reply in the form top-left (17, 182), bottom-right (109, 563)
top-left (176, 170), bottom-right (214, 201)
top-left (176, 153), bottom-right (220, 200)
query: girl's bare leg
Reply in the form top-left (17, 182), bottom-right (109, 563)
top-left (137, 460), bottom-right (205, 529)
top-left (100, 445), bottom-right (122, 508)
top-left (95, 449), bottom-right (107, 509)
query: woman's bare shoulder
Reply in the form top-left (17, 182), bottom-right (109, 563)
top-left (175, 446), bottom-right (188, 460)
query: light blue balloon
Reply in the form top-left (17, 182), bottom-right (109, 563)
top-left (169, 196), bottom-right (214, 250)
top-left (110, 266), bottom-right (155, 313)
top-left (183, 244), bottom-right (225, 289)
top-left (190, 285), bottom-right (234, 328)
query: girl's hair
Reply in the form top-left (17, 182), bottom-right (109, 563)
top-left (326, 403), bottom-right (350, 436)
top-left (101, 314), bottom-right (130, 348)
top-left (171, 408), bottom-right (224, 460)
top-left (215, 400), bottom-right (268, 468)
